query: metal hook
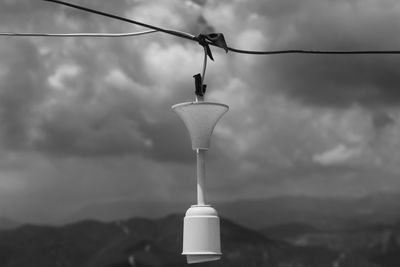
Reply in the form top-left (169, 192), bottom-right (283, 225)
top-left (194, 45), bottom-right (208, 101)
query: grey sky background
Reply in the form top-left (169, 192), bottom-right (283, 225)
top-left (1, 0), bottom-right (400, 222)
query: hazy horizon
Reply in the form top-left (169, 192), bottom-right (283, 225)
top-left (3, 191), bottom-right (400, 225)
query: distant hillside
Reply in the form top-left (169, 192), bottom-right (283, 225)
top-left (64, 193), bottom-right (400, 230)
top-left (261, 222), bottom-right (319, 240)
top-left (65, 201), bottom-right (189, 223)
top-left (216, 193), bottom-right (400, 229)
top-left (0, 214), bottom-right (342, 267)
top-left (0, 217), bottom-right (19, 230)
top-left (261, 220), bottom-right (400, 267)
top-left (368, 222), bottom-right (400, 267)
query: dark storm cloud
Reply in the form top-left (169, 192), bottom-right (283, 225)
top-left (4, 0), bottom-right (400, 224)
top-left (196, 15), bottom-right (215, 34)
top-left (0, 39), bottom-right (48, 149)
top-left (267, 55), bottom-right (400, 108)
top-left (42, 65), bottom-right (194, 162)
top-left (245, 0), bottom-right (400, 107)
top-left (35, 99), bottom-right (195, 162)
top-left (372, 110), bottom-right (395, 131)
top-left (0, 0), bottom-right (208, 162)
top-left (141, 120), bottom-right (194, 162)
top-left (190, 0), bottom-right (207, 7)
top-left (35, 107), bottom-right (149, 158)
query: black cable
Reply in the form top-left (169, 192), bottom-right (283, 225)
top-left (0, 30), bottom-right (157, 37)
top-left (43, 0), bottom-right (196, 42)
top-left (226, 47), bottom-right (400, 55)
top-left (43, 0), bottom-right (400, 56)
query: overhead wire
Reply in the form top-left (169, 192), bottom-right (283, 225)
top-left (225, 47), bottom-right (400, 55)
top-left (41, 0), bottom-right (400, 56)
top-left (3, 29), bottom-right (400, 55)
top-left (3, 0), bottom-right (400, 56)
top-left (42, 0), bottom-right (196, 41)
top-left (0, 30), bottom-right (157, 37)
top-left (1, 0), bottom-right (398, 101)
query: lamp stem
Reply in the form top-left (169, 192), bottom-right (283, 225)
top-left (196, 149), bottom-right (206, 205)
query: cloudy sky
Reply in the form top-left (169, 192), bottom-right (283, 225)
top-left (1, 0), bottom-right (400, 222)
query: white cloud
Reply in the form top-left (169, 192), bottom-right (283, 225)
top-left (143, 42), bottom-right (203, 99)
top-left (313, 144), bottom-right (362, 166)
top-left (125, 0), bottom-right (188, 30)
top-left (104, 68), bottom-right (133, 88)
top-left (235, 29), bottom-right (268, 51)
top-left (48, 64), bottom-right (80, 89)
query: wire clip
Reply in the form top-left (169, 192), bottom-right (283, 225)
top-left (197, 33), bottom-right (228, 61)
top-left (194, 73), bottom-right (206, 97)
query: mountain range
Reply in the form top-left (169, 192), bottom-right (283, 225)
top-left (0, 193), bottom-right (399, 266)
top-left (0, 213), bottom-right (398, 267)
top-left (0, 214), bottom-right (339, 267)
top-left (0, 217), bottom-right (19, 230)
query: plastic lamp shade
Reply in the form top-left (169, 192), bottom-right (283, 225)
top-left (182, 205), bottom-right (221, 264)
top-left (171, 102), bottom-right (229, 150)
top-left (172, 101), bottom-right (227, 263)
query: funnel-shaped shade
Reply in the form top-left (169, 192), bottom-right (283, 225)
top-left (172, 102), bottom-right (229, 150)
top-left (182, 205), bottom-right (221, 264)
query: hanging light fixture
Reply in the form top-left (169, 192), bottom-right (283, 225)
top-left (172, 43), bottom-right (229, 263)
top-left (172, 101), bottom-right (228, 264)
